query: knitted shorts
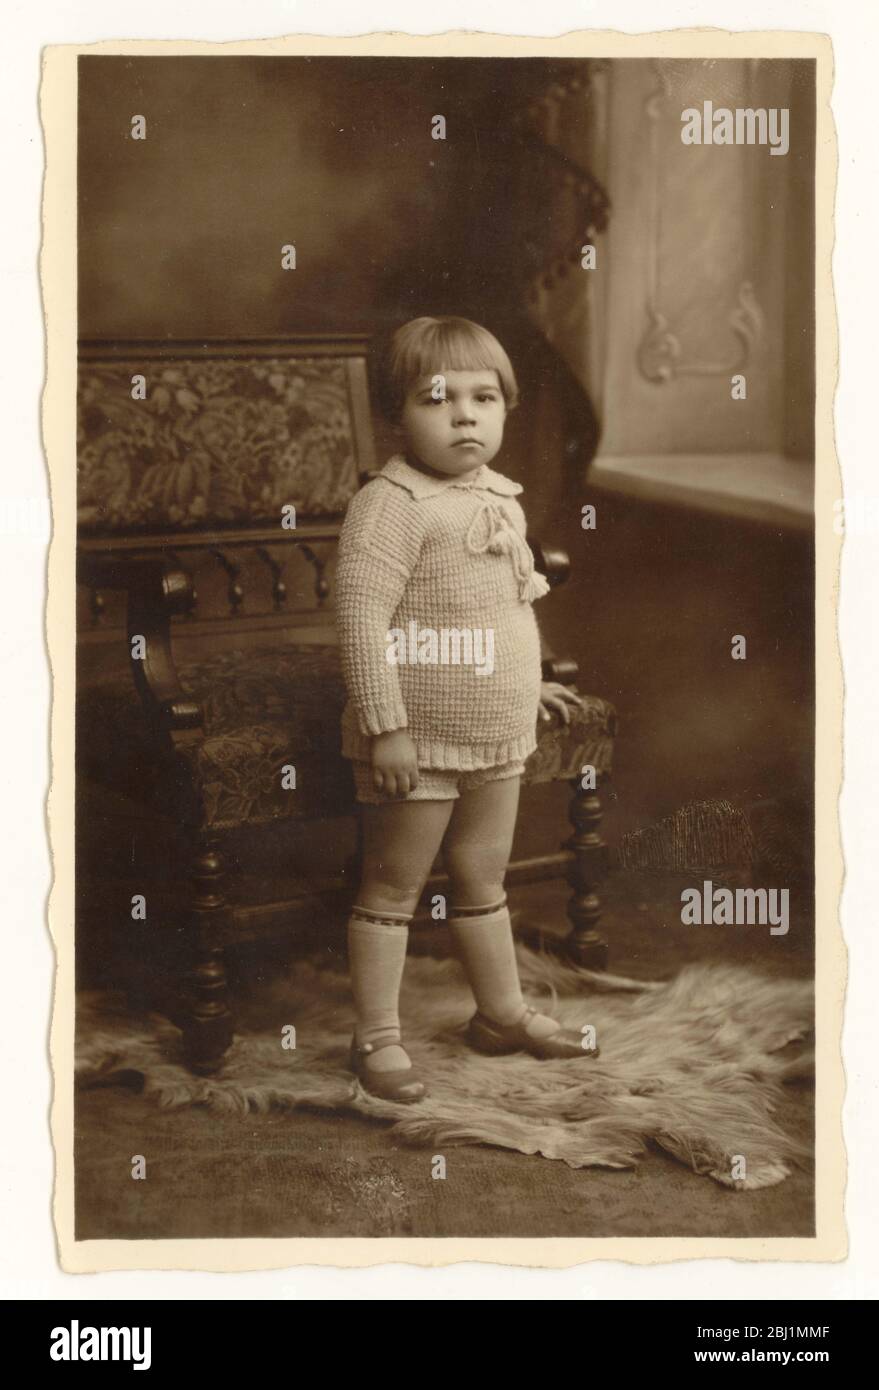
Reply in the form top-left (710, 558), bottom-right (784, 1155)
top-left (351, 758), bottom-right (526, 804)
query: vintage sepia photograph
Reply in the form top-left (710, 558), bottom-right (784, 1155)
top-left (43, 32), bottom-right (841, 1265)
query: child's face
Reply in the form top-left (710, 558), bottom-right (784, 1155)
top-left (399, 369), bottom-right (506, 478)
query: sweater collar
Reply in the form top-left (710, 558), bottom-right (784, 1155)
top-left (377, 453), bottom-right (523, 501)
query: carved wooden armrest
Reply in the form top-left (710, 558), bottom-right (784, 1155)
top-left (529, 538), bottom-right (571, 589)
top-left (541, 654), bottom-right (580, 685)
top-left (526, 538), bottom-right (579, 685)
top-left (78, 552), bottom-right (203, 736)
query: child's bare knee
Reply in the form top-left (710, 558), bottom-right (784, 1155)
top-left (358, 873), bottom-right (422, 914)
top-left (446, 858), bottom-right (505, 906)
top-left (445, 845), bottom-right (505, 888)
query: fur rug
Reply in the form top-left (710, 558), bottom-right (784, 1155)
top-left (75, 944), bottom-right (814, 1190)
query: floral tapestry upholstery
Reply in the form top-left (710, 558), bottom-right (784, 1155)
top-left (78, 355), bottom-right (361, 532)
top-left (77, 642), bottom-right (616, 831)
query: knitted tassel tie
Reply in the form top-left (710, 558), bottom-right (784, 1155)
top-left (466, 501), bottom-right (551, 603)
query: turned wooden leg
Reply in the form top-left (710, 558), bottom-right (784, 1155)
top-left (180, 832), bottom-right (234, 1074)
top-left (564, 776), bottom-right (610, 969)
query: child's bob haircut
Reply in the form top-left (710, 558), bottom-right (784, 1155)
top-left (375, 316), bottom-right (519, 423)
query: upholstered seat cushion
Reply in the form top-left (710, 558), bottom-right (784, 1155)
top-left (77, 643), bottom-right (616, 829)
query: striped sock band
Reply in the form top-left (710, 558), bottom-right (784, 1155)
top-left (351, 903), bottom-right (414, 928)
top-left (448, 894), bottom-right (508, 919)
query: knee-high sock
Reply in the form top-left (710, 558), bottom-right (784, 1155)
top-left (447, 895), bottom-right (561, 1037)
top-left (347, 904), bottom-right (412, 1053)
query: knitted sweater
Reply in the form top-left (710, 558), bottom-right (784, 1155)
top-left (335, 453), bottom-right (551, 770)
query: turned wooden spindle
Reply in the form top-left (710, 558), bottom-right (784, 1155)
top-left (256, 546), bottom-right (288, 609)
top-left (299, 543), bottom-right (330, 605)
top-left (564, 777), bottom-right (610, 969)
top-left (180, 833), bottom-right (234, 1074)
top-left (211, 548), bottom-right (245, 615)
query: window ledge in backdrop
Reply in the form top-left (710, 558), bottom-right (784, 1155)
top-left (588, 452), bottom-right (815, 531)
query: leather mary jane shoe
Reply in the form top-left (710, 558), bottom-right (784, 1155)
top-left (466, 1004), bottom-right (600, 1060)
top-left (349, 1035), bottom-right (428, 1103)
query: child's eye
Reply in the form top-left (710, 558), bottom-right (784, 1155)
top-left (419, 391), bottom-right (498, 407)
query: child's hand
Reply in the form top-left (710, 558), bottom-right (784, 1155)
top-left (538, 682), bottom-right (583, 726)
top-left (370, 729), bottom-right (420, 797)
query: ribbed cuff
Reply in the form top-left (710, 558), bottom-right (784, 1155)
top-left (356, 697), bottom-right (410, 737)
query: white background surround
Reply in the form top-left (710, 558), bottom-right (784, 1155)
top-left (3, 0), bottom-right (873, 1301)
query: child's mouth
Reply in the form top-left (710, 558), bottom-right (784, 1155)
top-left (453, 439), bottom-right (482, 448)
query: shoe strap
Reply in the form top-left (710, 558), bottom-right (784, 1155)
top-left (475, 1004), bottom-right (536, 1030)
top-left (352, 1035), bottom-right (404, 1056)
top-left (497, 1004), bottom-right (563, 1038)
top-left (520, 1005), bottom-right (565, 1038)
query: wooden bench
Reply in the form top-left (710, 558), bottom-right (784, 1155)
top-left (76, 335), bottom-right (616, 1073)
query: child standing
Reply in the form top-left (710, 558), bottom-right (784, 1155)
top-left (335, 316), bottom-right (598, 1102)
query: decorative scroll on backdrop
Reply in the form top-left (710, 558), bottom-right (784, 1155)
top-left (635, 59), bottom-right (765, 386)
top-left (77, 354), bottom-right (360, 533)
top-left (514, 60), bottom-right (611, 413)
